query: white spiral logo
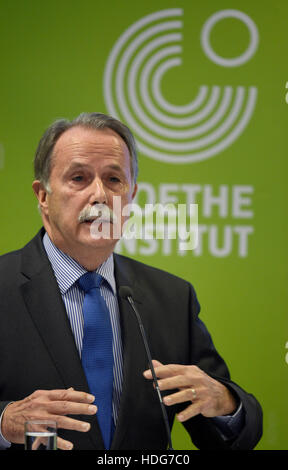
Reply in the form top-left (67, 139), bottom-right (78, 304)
top-left (103, 8), bottom-right (258, 164)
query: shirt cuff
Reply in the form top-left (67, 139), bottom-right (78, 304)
top-left (211, 401), bottom-right (245, 440)
top-left (0, 405), bottom-right (12, 449)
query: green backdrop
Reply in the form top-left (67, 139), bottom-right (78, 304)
top-left (0, 0), bottom-right (287, 450)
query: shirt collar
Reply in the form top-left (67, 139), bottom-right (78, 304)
top-left (42, 232), bottom-right (116, 295)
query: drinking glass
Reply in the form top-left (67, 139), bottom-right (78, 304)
top-left (24, 420), bottom-right (57, 450)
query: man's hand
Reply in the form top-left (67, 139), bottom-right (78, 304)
top-left (143, 360), bottom-right (237, 422)
top-left (1, 388), bottom-right (97, 450)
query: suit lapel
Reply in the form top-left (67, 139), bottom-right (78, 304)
top-left (20, 267), bottom-right (87, 390)
top-left (19, 230), bottom-right (87, 390)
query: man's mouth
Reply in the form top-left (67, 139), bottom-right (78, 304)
top-left (78, 204), bottom-right (116, 225)
top-left (82, 216), bottom-right (112, 225)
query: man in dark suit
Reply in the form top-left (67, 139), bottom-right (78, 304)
top-left (0, 113), bottom-right (262, 450)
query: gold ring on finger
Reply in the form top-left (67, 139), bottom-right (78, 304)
top-left (191, 388), bottom-right (197, 400)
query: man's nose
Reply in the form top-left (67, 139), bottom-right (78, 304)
top-left (89, 178), bottom-right (107, 205)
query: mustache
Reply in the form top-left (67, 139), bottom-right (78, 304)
top-left (78, 204), bottom-right (117, 224)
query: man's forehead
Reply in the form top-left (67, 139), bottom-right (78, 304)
top-left (52, 126), bottom-right (130, 166)
top-left (53, 126), bottom-right (128, 156)
top-left (49, 125), bottom-right (132, 176)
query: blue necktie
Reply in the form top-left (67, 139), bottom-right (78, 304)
top-left (78, 272), bottom-right (114, 449)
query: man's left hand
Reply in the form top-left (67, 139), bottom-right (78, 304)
top-left (143, 360), bottom-right (237, 422)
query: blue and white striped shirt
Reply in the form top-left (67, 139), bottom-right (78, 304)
top-left (43, 232), bottom-right (123, 425)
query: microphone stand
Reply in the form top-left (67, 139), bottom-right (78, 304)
top-left (120, 286), bottom-right (174, 451)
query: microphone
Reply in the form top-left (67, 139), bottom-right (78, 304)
top-left (119, 286), bottom-right (173, 450)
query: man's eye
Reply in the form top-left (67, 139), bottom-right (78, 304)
top-left (72, 175), bottom-right (83, 182)
top-left (109, 176), bottom-right (120, 183)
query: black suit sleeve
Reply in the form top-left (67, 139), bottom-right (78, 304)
top-left (181, 283), bottom-right (263, 450)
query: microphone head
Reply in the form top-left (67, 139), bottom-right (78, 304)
top-left (119, 285), bottom-right (134, 299)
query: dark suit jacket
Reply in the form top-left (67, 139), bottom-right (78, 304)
top-left (0, 229), bottom-right (262, 450)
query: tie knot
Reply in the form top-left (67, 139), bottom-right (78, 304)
top-left (78, 271), bottom-right (103, 292)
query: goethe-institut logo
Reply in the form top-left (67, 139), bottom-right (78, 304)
top-left (104, 8), bottom-right (259, 164)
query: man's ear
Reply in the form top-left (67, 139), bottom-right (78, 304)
top-left (132, 183), bottom-right (138, 200)
top-left (32, 180), bottom-right (49, 214)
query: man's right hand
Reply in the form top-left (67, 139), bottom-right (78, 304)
top-left (1, 388), bottom-right (97, 450)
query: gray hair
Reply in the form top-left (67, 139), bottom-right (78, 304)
top-left (34, 112), bottom-right (138, 189)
